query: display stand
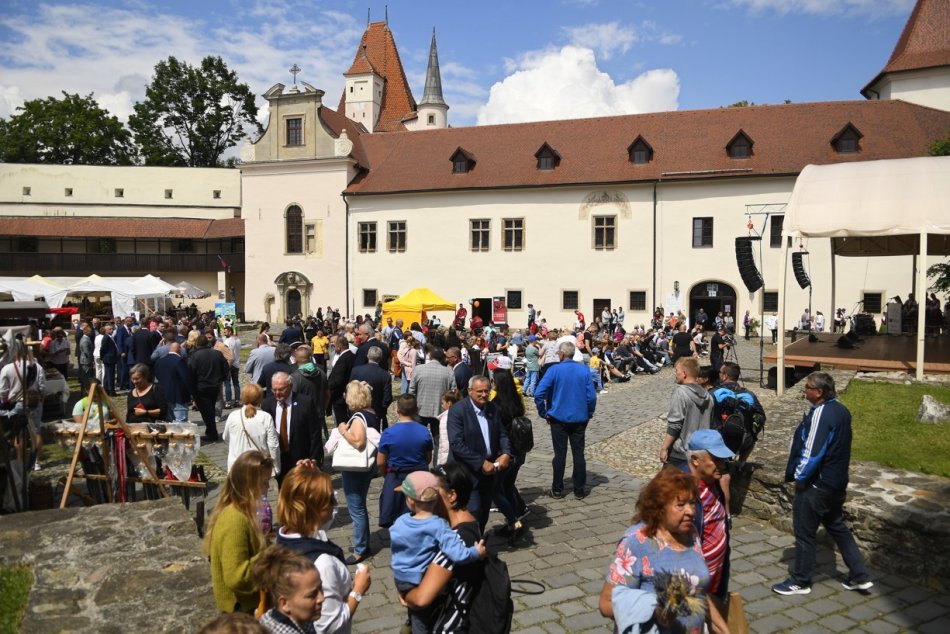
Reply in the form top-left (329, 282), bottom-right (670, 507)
top-left (58, 384), bottom-right (205, 508)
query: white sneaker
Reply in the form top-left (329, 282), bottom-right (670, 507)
top-left (33, 461), bottom-right (42, 471)
top-left (600, 389), bottom-right (609, 394)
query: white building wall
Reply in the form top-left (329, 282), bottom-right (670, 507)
top-left (872, 67), bottom-right (950, 112)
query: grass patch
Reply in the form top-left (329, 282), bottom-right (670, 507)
top-left (839, 381), bottom-right (950, 478)
top-left (0, 564), bottom-right (34, 633)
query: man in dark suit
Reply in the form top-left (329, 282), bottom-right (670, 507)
top-left (263, 371), bottom-right (324, 483)
top-left (327, 335), bottom-right (355, 425)
top-left (446, 346), bottom-right (472, 398)
top-left (99, 323), bottom-right (119, 396)
top-left (353, 322), bottom-right (389, 367)
top-left (131, 319), bottom-right (161, 369)
top-left (257, 344), bottom-right (295, 398)
top-left (447, 374), bottom-right (513, 531)
top-left (114, 316), bottom-right (133, 390)
top-left (154, 343), bottom-right (192, 422)
top-left (349, 346), bottom-right (393, 429)
top-left (278, 319), bottom-right (304, 345)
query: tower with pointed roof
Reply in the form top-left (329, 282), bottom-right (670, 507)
top-left (861, 0), bottom-right (950, 111)
top-left (409, 29), bottom-right (449, 130)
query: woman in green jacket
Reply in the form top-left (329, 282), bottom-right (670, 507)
top-left (204, 450), bottom-right (274, 612)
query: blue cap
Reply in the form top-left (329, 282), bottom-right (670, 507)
top-left (688, 429), bottom-right (734, 459)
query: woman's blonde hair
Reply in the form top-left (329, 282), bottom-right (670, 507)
top-left (241, 383), bottom-right (264, 418)
top-left (344, 380), bottom-right (372, 412)
top-left (203, 450), bottom-right (273, 554)
top-left (276, 466), bottom-right (334, 536)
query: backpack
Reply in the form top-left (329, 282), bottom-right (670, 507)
top-left (508, 416), bottom-right (534, 455)
top-left (712, 385), bottom-right (765, 453)
top-left (466, 552), bottom-right (514, 634)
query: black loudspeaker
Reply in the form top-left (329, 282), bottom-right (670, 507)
top-left (792, 252), bottom-right (811, 289)
top-left (735, 237), bottom-right (764, 292)
top-left (837, 335), bottom-right (855, 349)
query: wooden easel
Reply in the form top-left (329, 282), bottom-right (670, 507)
top-left (60, 383), bottom-right (171, 507)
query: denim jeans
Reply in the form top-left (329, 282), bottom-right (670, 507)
top-left (523, 370), bottom-right (539, 396)
top-left (400, 374), bottom-right (410, 395)
top-left (549, 419), bottom-right (588, 495)
top-left (172, 402), bottom-right (190, 423)
top-left (791, 485), bottom-right (869, 585)
top-left (342, 470), bottom-right (374, 556)
top-left (590, 368), bottom-right (603, 391)
top-left (223, 366), bottom-right (240, 402)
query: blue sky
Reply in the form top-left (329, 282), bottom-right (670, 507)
top-left (0, 0), bottom-right (916, 126)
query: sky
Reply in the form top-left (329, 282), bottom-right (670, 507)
top-left (0, 0), bottom-right (918, 129)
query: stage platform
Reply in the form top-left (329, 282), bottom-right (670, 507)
top-left (764, 333), bottom-right (950, 374)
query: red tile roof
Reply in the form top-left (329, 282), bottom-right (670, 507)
top-left (345, 100), bottom-right (950, 195)
top-left (344, 48), bottom-right (378, 76)
top-left (337, 21), bottom-right (417, 132)
top-left (318, 105), bottom-right (369, 168)
top-left (862, 0), bottom-right (950, 96)
top-left (0, 217), bottom-right (244, 239)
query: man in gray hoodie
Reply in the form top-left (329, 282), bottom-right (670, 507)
top-left (659, 356), bottom-right (713, 469)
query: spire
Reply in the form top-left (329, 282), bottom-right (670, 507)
top-left (420, 27), bottom-right (446, 106)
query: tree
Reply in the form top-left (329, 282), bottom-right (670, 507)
top-left (129, 56), bottom-right (261, 167)
top-left (0, 92), bottom-right (137, 165)
top-left (928, 261), bottom-right (950, 294)
top-left (929, 130), bottom-right (950, 156)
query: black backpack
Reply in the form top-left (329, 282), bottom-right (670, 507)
top-left (712, 385), bottom-right (765, 453)
top-left (508, 416), bottom-right (534, 455)
top-left (466, 552), bottom-right (514, 634)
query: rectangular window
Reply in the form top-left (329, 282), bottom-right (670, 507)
top-left (538, 156), bottom-right (555, 170)
top-left (114, 188), bottom-right (124, 198)
top-left (862, 292), bottom-right (883, 314)
top-left (212, 189), bottom-right (221, 199)
top-left (692, 217), bottom-right (713, 248)
top-left (65, 187), bottom-right (73, 197)
top-left (358, 222), bottom-right (377, 253)
top-left (165, 189), bottom-right (173, 199)
top-left (506, 290), bottom-right (523, 310)
top-left (503, 218), bottom-right (524, 252)
top-left (305, 223), bottom-right (316, 254)
top-left (22, 187), bottom-right (31, 196)
top-left (16, 237), bottom-right (38, 253)
top-left (388, 221), bottom-right (407, 253)
top-left (628, 291), bottom-right (647, 311)
top-left (89, 238), bottom-right (116, 254)
top-left (562, 290), bottom-right (579, 311)
top-left (770, 215), bottom-right (785, 248)
top-left (763, 291), bottom-right (779, 313)
top-left (470, 219), bottom-right (490, 252)
top-left (174, 239), bottom-right (195, 253)
top-left (363, 289), bottom-right (378, 308)
top-left (593, 215), bottom-right (616, 250)
top-left (286, 118), bottom-right (303, 146)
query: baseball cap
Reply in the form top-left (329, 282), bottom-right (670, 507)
top-left (688, 429), bottom-right (734, 459)
top-left (397, 471), bottom-right (441, 502)
top-left (528, 335), bottom-right (537, 342)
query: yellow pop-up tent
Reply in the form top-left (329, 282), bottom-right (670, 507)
top-left (382, 288), bottom-right (455, 327)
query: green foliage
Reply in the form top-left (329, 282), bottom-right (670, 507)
top-left (839, 381), bottom-right (950, 478)
top-left (928, 260), bottom-right (950, 294)
top-left (0, 92), bottom-right (137, 165)
top-left (929, 130), bottom-right (950, 156)
top-left (129, 55), bottom-right (262, 167)
top-left (0, 564), bottom-right (34, 632)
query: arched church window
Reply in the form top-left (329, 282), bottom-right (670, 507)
top-left (286, 205), bottom-right (303, 254)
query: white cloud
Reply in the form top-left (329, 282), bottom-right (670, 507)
top-left (728, 0), bottom-right (914, 17)
top-left (476, 45), bottom-right (679, 126)
top-left (564, 22), bottom-right (637, 59)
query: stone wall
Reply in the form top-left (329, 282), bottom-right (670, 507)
top-left (734, 370), bottom-right (950, 591)
top-left (0, 497), bottom-right (218, 632)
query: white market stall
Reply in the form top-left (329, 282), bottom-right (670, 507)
top-left (0, 275), bottom-right (179, 318)
top-left (778, 156), bottom-right (950, 392)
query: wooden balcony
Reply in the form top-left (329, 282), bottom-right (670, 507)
top-left (0, 252), bottom-right (245, 274)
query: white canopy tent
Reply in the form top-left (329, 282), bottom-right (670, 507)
top-left (0, 274), bottom-right (179, 318)
top-left (778, 156), bottom-right (950, 392)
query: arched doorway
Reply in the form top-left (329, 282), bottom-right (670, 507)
top-left (287, 289), bottom-right (301, 318)
top-left (689, 281), bottom-right (737, 330)
top-left (274, 271), bottom-right (312, 321)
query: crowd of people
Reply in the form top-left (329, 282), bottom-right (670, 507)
top-left (0, 301), bottom-right (878, 633)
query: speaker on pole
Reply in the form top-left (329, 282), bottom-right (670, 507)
top-left (735, 237), bottom-right (764, 292)
top-left (791, 251), bottom-right (811, 289)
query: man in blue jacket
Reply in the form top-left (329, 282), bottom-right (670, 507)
top-left (772, 372), bottom-right (872, 596)
top-left (534, 341), bottom-right (597, 499)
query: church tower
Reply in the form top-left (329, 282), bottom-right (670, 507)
top-left (416, 29), bottom-right (449, 129)
top-left (343, 46), bottom-right (385, 132)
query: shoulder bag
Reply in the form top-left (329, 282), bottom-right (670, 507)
top-left (331, 411), bottom-right (378, 472)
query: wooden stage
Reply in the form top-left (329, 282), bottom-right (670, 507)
top-left (764, 333), bottom-right (950, 374)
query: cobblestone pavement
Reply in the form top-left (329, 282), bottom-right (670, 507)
top-left (195, 336), bottom-right (950, 633)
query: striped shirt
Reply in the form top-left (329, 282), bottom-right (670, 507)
top-left (697, 480), bottom-right (728, 594)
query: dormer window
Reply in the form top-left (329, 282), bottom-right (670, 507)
top-left (450, 148), bottom-right (476, 174)
top-left (628, 136), bottom-right (654, 165)
top-left (535, 143), bottom-right (561, 170)
top-left (832, 123), bottom-right (862, 154)
top-left (286, 117), bottom-right (303, 146)
top-left (726, 130), bottom-right (753, 159)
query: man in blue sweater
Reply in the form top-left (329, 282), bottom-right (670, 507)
top-left (534, 341), bottom-right (598, 499)
top-left (773, 372), bottom-right (872, 596)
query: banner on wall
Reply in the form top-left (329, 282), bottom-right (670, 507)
top-left (492, 297), bottom-right (507, 325)
top-left (215, 302), bottom-right (236, 321)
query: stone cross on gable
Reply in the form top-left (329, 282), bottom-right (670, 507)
top-left (290, 64), bottom-right (301, 84)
